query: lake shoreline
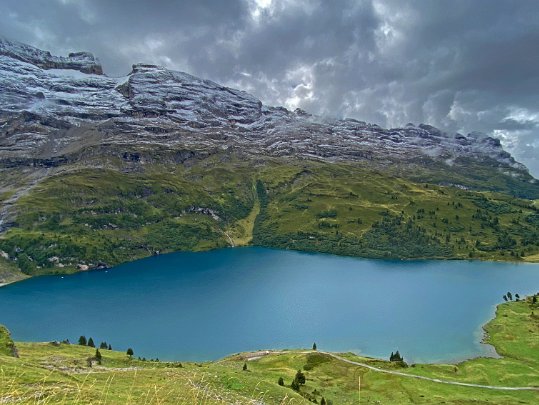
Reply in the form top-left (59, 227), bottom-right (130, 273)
top-left (2, 243), bottom-right (538, 288)
top-left (2, 247), bottom-right (538, 364)
top-left (0, 274), bottom-right (29, 288)
top-left (0, 299), bottom-right (526, 366)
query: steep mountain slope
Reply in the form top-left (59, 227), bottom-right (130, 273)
top-left (0, 37), bottom-right (538, 277)
top-left (0, 37), bottom-right (534, 184)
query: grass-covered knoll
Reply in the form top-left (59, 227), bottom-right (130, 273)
top-left (1, 154), bottom-right (539, 277)
top-left (1, 297), bottom-right (538, 404)
top-left (0, 325), bottom-right (17, 357)
top-left (0, 332), bottom-right (300, 404)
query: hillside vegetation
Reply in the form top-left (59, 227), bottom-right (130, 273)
top-left (0, 153), bottom-right (539, 276)
top-left (1, 296), bottom-right (538, 404)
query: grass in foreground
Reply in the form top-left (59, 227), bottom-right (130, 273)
top-left (1, 296), bottom-right (538, 404)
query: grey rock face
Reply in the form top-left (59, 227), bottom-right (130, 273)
top-left (0, 38), bottom-right (531, 178)
top-left (0, 38), bottom-right (103, 74)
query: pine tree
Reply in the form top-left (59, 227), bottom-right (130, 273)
top-left (294, 370), bottom-right (306, 385)
top-left (243, 362), bottom-right (248, 371)
top-left (278, 377), bottom-right (284, 386)
top-left (100, 341), bottom-right (108, 349)
top-left (126, 348), bottom-right (134, 357)
top-left (395, 350), bottom-right (402, 361)
top-left (312, 342), bottom-right (317, 351)
top-left (321, 397), bottom-right (326, 405)
top-left (108, 344), bottom-right (112, 350)
top-left (87, 337), bottom-right (95, 348)
top-left (95, 349), bottom-right (102, 364)
top-left (503, 295), bottom-right (508, 301)
top-left (390, 351), bottom-right (403, 362)
top-left (78, 336), bottom-right (87, 346)
top-left (291, 379), bottom-right (300, 391)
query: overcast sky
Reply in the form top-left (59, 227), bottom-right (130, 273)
top-left (2, 0), bottom-right (539, 177)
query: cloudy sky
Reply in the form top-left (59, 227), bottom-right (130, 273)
top-left (2, 0), bottom-right (539, 176)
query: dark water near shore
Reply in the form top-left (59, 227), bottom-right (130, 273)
top-left (1, 247), bottom-right (539, 363)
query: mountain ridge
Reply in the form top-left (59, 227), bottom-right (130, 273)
top-left (0, 37), bottom-right (533, 184)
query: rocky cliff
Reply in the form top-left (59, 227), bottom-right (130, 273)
top-left (0, 37), bottom-right (532, 182)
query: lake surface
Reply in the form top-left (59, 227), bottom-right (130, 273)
top-left (1, 247), bottom-right (539, 363)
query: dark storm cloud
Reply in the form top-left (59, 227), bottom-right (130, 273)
top-left (1, 0), bottom-right (539, 176)
top-left (0, 0), bottom-right (250, 74)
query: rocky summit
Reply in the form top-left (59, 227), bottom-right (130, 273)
top-left (1, 38), bottom-right (539, 280)
top-left (0, 37), bottom-right (531, 177)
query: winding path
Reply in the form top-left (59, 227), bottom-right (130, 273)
top-left (223, 231), bottom-right (235, 247)
top-left (242, 349), bottom-right (539, 391)
top-left (320, 351), bottom-right (539, 392)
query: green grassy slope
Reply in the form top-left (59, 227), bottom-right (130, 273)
top-left (254, 161), bottom-right (539, 260)
top-left (1, 155), bottom-right (539, 277)
top-left (1, 296), bottom-right (538, 404)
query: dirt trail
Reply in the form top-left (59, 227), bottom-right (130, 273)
top-left (320, 351), bottom-right (539, 391)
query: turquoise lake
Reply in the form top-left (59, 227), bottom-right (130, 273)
top-left (1, 247), bottom-right (539, 363)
